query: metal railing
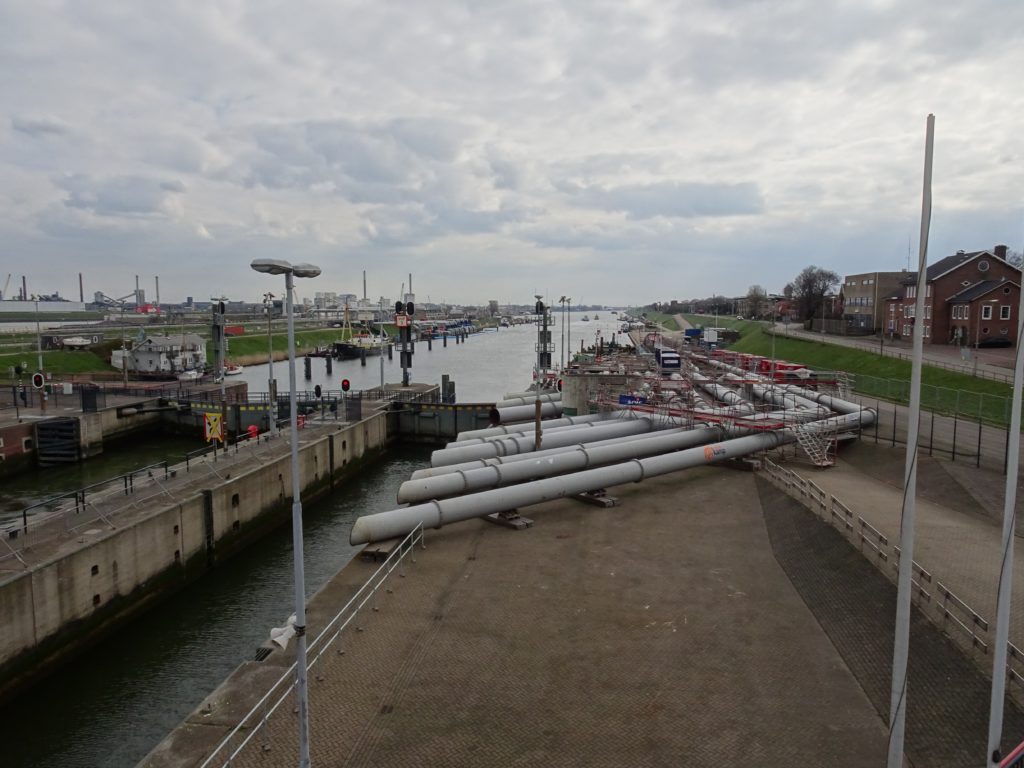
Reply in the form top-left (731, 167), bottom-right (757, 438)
top-left (198, 522), bottom-right (426, 768)
top-left (760, 458), bottom-right (995, 662)
top-left (11, 461), bottom-right (170, 535)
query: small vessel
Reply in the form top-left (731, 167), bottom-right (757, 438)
top-left (581, 315), bottom-right (591, 322)
top-left (177, 369), bottom-right (202, 382)
top-left (61, 336), bottom-right (93, 348)
top-left (224, 363), bottom-right (244, 376)
top-left (333, 331), bottom-right (390, 359)
top-left (594, 314), bottom-right (600, 320)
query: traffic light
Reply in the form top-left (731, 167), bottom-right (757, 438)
top-left (557, 378), bottom-right (563, 392)
top-left (14, 364), bottom-right (23, 376)
top-left (341, 379), bottom-right (350, 392)
top-left (31, 372), bottom-right (44, 389)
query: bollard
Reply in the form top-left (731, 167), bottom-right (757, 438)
top-left (304, 356), bottom-right (312, 380)
top-left (387, 344), bottom-right (393, 360)
top-left (360, 349), bottom-right (367, 367)
top-left (326, 356), bottom-right (333, 374)
top-left (443, 334), bottom-right (447, 347)
top-left (427, 336), bottom-right (432, 351)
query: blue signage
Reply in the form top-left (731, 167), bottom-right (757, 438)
top-left (618, 394), bottom-right (648, 405)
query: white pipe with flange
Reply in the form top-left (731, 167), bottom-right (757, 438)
top-left (415, 407), bottom-right (809, 481)
top-left (430, 416), bottom-right (661, 467)
top-left (353, 430), bottom-right (790, 545)
top-left (494, 401), bottom-right (562, 423)
top-left (452, 412), bottom-right (610, 443)
top-left (353, 407), bottom-right (877, 545)
top-left (450, 414), bottom-right (639, 447)
top-left (400, 424), bottom-right (725, 503)
top-left (493, 393), bottom-right (562, 408)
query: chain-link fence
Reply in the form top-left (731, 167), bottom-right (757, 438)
top-left (852, 373), bottom-right (1012, 427)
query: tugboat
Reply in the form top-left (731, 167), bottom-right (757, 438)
top-left (331, 306), bottom-right (391, 359)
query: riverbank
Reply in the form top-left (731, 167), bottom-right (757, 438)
top-left (0, 412), bottom-right (388, 705)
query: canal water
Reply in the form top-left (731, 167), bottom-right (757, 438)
top-left (0, 311), bottom-right (629, 767)
top-left (0, 434), bottom-right (206, 522)
top-left (235, 311), bottom-right (632, 401)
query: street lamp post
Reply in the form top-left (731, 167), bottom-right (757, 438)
top-left (34, 297), bottom-right (46, 413)
top-left (558, 296), bottom-right (567, 371)
top-left (770, 299), bottom-right (778, 387)
top-left (264, 292), bottom-right (278, 436)
top-left (565, 297), bottom-right (571, 367)
top-left (974, 298), bottom-right (1000, 376)
top-left (251, 258), bottom-right (321, 768)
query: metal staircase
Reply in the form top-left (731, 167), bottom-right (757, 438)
top-left (793, 422), bottom-right (834, 467)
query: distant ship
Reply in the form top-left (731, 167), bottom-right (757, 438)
top-left (581, 315), bottom-right (590, 322)
top-left (333, 332), bottom-right (389, 359)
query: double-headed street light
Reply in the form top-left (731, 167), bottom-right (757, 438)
top-left (250, 258), bottom-right (321, 768)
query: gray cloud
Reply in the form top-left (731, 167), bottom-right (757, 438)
top-left (562, 180), bottom-right (764, 219)
top-left (11, 116), bottom-right (69, 136)
top-left (55, 175), bottom-right (186, 217)
top-left (1, 1), bottom-right (1022, 305)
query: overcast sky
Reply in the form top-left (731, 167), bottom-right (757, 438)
top-left (2, 0), bottom-right (1022, 306)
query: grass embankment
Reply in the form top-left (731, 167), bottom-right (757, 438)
top-left (0, 327), bottom-right (397, 374)
top-left (643, 311), bottom-right (680, 330)
top-left (725, 324), bottom-right (1014, 424)
top-left (680, 314), bottom-right (760, 332)
top-left (222, 326), bottom-right (397, 365)
top-left (0, 350), bottom-right (114, 375)
top-left (0, 311), bottom-right (104, 322)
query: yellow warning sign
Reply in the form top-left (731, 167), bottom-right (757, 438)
top-left (204, 412), bottom-right (224, 443)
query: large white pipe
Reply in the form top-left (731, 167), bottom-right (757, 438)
top-left (416, 407), bottom-right (809, 482)
top-left (494, 401), bottom-right (562, 423)
top-left (451, 414), bottom-right (636, 447)
top-left (353, 431), bottom-right (789, 545)
top-left (414, 426), bottom-right (696, 480)
top-left (430, 416), bottom-right (660, 467)
top-left (400, 424), bottom-right (723, 503)
top-left (494, 393), bottom-right (562, 408)
top-left (453, 412), bottom-right (611, 443)
top-left (352, 408), bottom-right (876, 545)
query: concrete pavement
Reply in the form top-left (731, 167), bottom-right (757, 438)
top-left (138, 429), bottom-right (1024, 767)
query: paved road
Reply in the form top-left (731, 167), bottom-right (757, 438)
top-left (660, 313), bottom-right (1016, 383)
top-left (150, 468), bottom-right (891, 767)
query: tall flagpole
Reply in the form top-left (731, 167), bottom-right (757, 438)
top-left (986, 244), bottom-right (1024, 764)
top-left (887, 113), bottom-right (934, 768)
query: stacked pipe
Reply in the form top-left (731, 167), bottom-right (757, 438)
top-left (429, 416), bottom-right (664, 467)
top-left (350, 361), bottom-right (877, 544)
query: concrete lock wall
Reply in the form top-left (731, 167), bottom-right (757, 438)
top-left (562, 373), bottom-right (640, 416)
top-left (0, 411), bottom-right (388, 702)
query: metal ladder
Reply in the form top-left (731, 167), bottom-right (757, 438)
top-left (793, 422), bottom-right (835, 467)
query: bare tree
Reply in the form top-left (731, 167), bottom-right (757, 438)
top-left (791, 266), bottom-right (839, 321)
top-left (1006, 249), bottom-right (1023, 268)
top-left (746, 285), bottom-right (767, 319)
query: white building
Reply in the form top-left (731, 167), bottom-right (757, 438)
top-left (111, 333), bottom-right (206, 374)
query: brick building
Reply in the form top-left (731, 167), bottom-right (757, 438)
top-left (840, 271), bottom-right (909, 332)
top-left (883, 245), bottom-right (1020, 346)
